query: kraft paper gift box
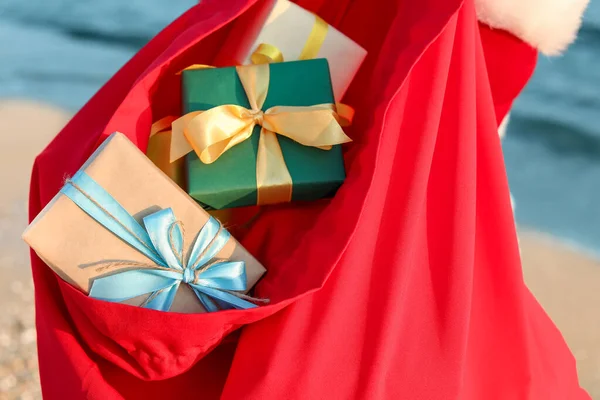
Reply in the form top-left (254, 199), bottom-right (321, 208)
top-left (216, 0), bottom-right (367, 101)
top-left (23, 132), bottom-right (266, 313)
top-left (173, 59), bottom-right (351, 210)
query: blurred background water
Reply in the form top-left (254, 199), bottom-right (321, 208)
top-left (0, 0), bottom-right (597, 253)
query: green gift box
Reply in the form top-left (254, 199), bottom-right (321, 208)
top-left (182, 59), bottom-right (348, 210)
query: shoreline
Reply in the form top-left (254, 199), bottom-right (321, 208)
top-left (527, 230), bottom-right (600, 262)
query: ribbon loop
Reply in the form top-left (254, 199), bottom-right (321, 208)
top-left (143, 209), bottom-right (184, 271)
top-left (299, 14), bottom-right (329, 60)
top-left (249, 14), bottom-right (328, 63)
top-left (237, 64), bottom-right (269, 111)
top-left (183, 105), bottom-right (255, 164)
top-left (194, 261), bottom-right (247, 291)
top-left (250, 43), bottom-right (284, 64)
top-left (262, 104), bottom-right (350, 148)
top-left (187, 216), bottom-right (231, 272)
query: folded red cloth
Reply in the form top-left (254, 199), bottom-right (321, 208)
top-left (28, 0), bottom-right (588, 398)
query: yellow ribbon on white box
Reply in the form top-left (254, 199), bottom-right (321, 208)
top-left (222, 0), bottom-right (367, 100)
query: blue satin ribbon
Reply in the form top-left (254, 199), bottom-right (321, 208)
top-left (60, 171), bottom-right (257, 312)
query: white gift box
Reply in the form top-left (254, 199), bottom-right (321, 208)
top-left (217, 0), bottom-right (367, 101)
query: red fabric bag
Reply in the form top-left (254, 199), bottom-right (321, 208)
top-left (28, 0), bottom-right (589, 398)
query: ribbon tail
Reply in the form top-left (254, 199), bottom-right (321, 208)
top-left (144, 283), bottom-right (180, 312)
top-left (212, 298), bottom-right (238, 310)
top-left (191, 289), bottom-right (221, 313)
top-left (256, 129), bottom-right (293, 205)
top-left (170, 111), bottom-right (202, 162)
top-left (251, 43), bottom-right (284, 64)
top-left (191, 285), bottom-right (258, 311)
top-left (89, 269), bottom-right (181, 302)
top-left (181, 105), bottom-right (256, 164)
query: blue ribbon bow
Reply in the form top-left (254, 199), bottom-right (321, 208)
top-left (61, 171), bottom-right (258, 312)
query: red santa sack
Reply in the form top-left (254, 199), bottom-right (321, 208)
top-left (28, 0), bottom-right (589, 398)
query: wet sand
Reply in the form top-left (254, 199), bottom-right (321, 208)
top-left (0, 100), bottom-right (597, 399)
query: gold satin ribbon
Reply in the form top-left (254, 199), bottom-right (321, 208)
top-left (250, 14), bottom-right (329, 63)
top-left (299, 14), bottom-right (328, 60)
top-left (250, 43), bottom-right (284, 64)
top-left (147, 116), bottom-right (185, 188)
top-left (248, 13), bottom-right (354, 126)
top-left (170, 63), bottom-right (351, 205)
top-left (147, 64), bottom-right (215, 180)
top-left (176, 64), bottom-right (215, 74)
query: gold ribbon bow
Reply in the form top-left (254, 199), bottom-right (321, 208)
top-left (170, 63), bottom-right (351, 205)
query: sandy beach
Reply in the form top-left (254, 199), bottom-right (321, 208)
top-left (0, 100), bottom-right (70, 399)
top-left (520, 231), bottom-right (600, 397)
top-left (0, 100), bottom-right (598, 399)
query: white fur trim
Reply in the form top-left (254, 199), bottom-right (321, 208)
top-left (475, 0), bottom-right (590, 55)
top-left (498, 113), bottom-right (510, 140)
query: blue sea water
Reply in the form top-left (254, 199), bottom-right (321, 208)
top-left (504, 3), bottom-right (600, 254)
top-left (0, 1), bottom-right (598, 252)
